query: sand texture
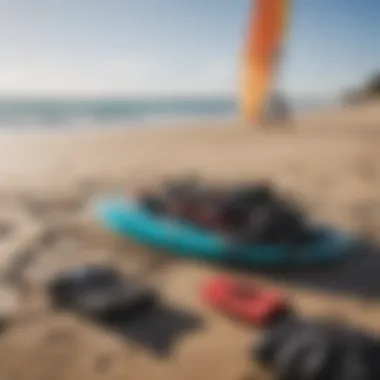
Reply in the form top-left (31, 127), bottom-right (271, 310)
top-left (0, 101), bottom-right (379, 380)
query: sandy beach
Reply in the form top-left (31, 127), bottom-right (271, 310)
top-left (0, 100), bottom-right (380, 380)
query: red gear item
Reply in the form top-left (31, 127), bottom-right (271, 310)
top-left (202, 276), bottom-right (287, 326)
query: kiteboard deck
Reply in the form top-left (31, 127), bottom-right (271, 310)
top-left (95, 197), bottom-right (353, 268)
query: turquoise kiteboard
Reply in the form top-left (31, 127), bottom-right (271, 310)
top-left (95, 197), bottom-right (353, 267)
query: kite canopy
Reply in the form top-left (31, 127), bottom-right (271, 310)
top-left (240, 0), bottom-right (290, 126)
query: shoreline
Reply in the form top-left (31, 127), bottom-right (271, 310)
top-left (0, 94), bottom-right (343, 133)
top-left (0, 98), bottom-right (377, 137)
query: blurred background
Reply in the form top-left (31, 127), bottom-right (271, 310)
top-left (0, 0), bottom-right (379, 129)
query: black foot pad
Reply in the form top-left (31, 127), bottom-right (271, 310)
top-left (47, 266), bottom-right (203, 357)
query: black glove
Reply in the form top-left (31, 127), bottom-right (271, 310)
top-left (254, 317), bottom-right (380, 380)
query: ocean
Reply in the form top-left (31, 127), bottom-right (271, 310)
top-left (0, 96), bottom-right (330, 130)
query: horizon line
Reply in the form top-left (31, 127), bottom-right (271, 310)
top-left (0, 92), bottom-right (336, 101)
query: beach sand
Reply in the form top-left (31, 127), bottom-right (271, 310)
top-left (0, 100), bottom-right (379, 380)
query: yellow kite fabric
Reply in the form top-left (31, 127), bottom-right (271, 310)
top-left (240, 0), bottom-right (290, 126)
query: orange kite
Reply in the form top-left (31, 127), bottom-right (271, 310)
top-left (240, 0), bottom-right (291, 126)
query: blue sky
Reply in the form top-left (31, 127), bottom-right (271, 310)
top-left (0, 0), bottom-right (379, 97)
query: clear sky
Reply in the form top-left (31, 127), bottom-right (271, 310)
top-left (0, 0), bottom-right (379, 97)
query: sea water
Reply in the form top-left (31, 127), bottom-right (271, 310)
top-left (0, 96), bottom-right (329, 130)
